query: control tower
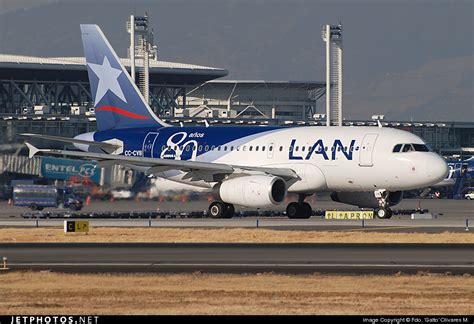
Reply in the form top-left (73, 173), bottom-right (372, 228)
top-left (321, 23), bottom-right (343, 126)
top-left (127, 13), bottom-right (158, 104)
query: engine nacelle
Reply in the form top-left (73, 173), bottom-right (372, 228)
top-left (330, 191), bottom-right (403, 209)
top-left (217, 175), bottom-right (287, 207)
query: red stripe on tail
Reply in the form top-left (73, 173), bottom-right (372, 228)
top-left (96, 106), bottom-right (151, 120)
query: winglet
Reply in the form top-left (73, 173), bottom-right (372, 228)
top-left (25, 142), bottom-right (40, 158)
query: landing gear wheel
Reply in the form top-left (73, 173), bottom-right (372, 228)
top-left (302, 202), bottom-right (312, 219)
top-left (224, 203), bottom-right (235, 219)
top-left (375, 208), bottom-right (392, 219)
top-left (286, 202), bottom-right (300, 219)
top-left (209, 201), bottom-right (226, 219)
top-left (286, 202), bottom-right (312, 219)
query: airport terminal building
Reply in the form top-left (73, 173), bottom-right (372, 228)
top-left (0, 53), bottom-right (473, 195)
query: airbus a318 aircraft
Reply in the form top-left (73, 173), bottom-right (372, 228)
top-left (24, 25), bottom-right (448, 219)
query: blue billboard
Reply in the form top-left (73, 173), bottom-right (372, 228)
top-left (40, 156), bottom-right (101, 184)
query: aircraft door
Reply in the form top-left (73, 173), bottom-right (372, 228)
top-left (142, 132), bottom-right (159, 158)
top-left (358, 134), bottom-right (378, 167)
top-left (267, 142), bottom-right (275, 159)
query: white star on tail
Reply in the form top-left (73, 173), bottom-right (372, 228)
top-left (87, 56), bottom-right (127, 103)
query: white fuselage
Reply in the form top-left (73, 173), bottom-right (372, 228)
top-left (147, 126), bottom-right (448, 193)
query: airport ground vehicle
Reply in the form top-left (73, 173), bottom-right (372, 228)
top-left (13, 185), bottom-right (83, 211)
top-left (465, 192), bottom-right (474, 200)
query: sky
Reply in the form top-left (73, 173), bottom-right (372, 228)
top-left (0, 0), bottom-right (472, 121)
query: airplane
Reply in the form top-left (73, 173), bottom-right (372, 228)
top-left (430, 157), bottom-right (474, 188)
top-left (22, 24), bottom-right (449, 219)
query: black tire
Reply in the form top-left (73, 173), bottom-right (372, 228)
top-left (302, 202), bottom-right (312, 219)
top-left (286, 202), bottom-right (301, 219)
top-left (30, 205), bottom-right (37, 211)
top-left (208, 201), bottom-right (226, 219)
top-left (375, 208), bottom-right (392, 219)
top-left (224, 203), bottom-right (235, 219)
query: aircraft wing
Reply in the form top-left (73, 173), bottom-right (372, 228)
top-left (21, 133), bottom-right (120, 152)
top-left (25, 143), bottom-right (298, 181)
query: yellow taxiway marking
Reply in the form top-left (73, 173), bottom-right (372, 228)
top-left (338, 226), bottom-right (421, 232)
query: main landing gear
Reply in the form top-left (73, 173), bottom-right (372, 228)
top-left (374, 189), bottom-right (393, 219)
top-left (286, 194), bottom-right (312, 219)
top-left (208, 201), bottom-right (235, 219)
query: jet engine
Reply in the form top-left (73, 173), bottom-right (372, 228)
top-left (330, 191), bottom-right (403, 209)
top-left (216, 175), bottom-right (287, 207)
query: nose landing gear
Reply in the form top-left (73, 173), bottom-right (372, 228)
top-left (374, 189), bottom-right (393, 219)
top-left (286, 194), bottom-right (312, 219)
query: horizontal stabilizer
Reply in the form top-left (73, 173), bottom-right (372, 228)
top-left (25, 142), bottom-right (40, 158)
top-left (20, 133), bottom-right (120, 152)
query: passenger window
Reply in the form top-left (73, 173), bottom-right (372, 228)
top-left (243, 146), bottom-right (246, 151)
top-left (295, 146), bottom-right (299, 152)
top-left (211, 145), bottom-right (215, 151)
top-left (249, 146), bottom-right (253, 151)
top-left (205, 145), bottom-right (209, 151)
top-left (198, 145), bottom-right (203, 151)
top-left (256, 146), bottom-right (259, 151)
top-left (269, 146), bottom-right (273, 152)
top-left (224, 146), bottom-right (227, 151)
top-left (231, 146), bottom-right (234, 151)
top-left (393, 144), bottom-right (402, 153)
top-left (279, 146), bottom-right (283, 152)
top-left (218, 146), bottom-right (221, 151)
top-left (301, 146), bottom-right (305, 152)
top-left (262, 146), bottom-right (266, 152)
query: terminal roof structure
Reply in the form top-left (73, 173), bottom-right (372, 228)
top-left (0, 54), bottom-right (228, 85)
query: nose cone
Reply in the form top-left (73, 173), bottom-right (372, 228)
top-left (426, 155), bottom-right (449, 184)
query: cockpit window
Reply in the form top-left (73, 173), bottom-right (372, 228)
top-left (393, 144), bottom-right (402, 152)
top-left (394, 143), bottom-right (430, 153)
top-left (402, 144), bottom-right (414, 152)
top-left (413, 144), bottom-right (429, 152)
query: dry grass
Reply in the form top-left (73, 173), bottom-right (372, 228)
top-left (0, 227), bottom-right (473, 243)
top-left (0, 272), bottom-right (473, 315)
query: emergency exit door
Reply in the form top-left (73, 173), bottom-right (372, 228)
top-left (358, 134), bottom-right (378, 167)
top-left (142, 132), bottom-right (159, 158)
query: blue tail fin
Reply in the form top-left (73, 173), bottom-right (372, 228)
top-left (80, 24), bottom-right (168, 131)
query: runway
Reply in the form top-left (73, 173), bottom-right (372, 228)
top-left (1, 198), bottom-right (474, 220)
top-left (0, 217), bottom-right (471, 233)
top-left (2, 243), bottom-right (473, 274)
